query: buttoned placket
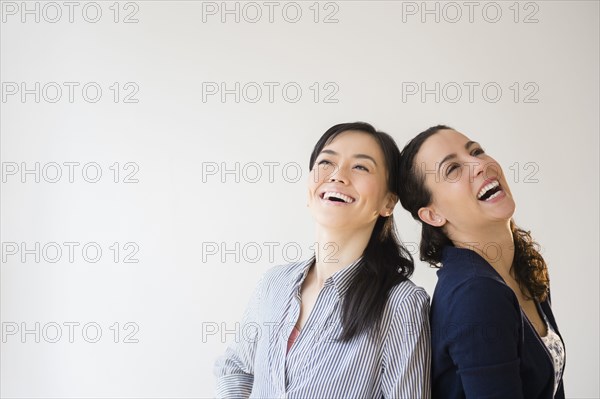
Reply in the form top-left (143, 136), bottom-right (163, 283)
top-left (261, 256), bottom-right (363, 398)
top-left (284, 276), bottom-right (338, 394)
top-left (266, 260), bottom-right (314, 396)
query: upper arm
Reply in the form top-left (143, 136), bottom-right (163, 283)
top-left (440, 278), bottom-right (524, 398)
top-left (382, 288), bottom-right (432, 399)
top-left (214, 276), bottom-right (265, 398)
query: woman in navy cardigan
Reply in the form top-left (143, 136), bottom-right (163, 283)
top-left (397, 125), bottom-right (565, 398)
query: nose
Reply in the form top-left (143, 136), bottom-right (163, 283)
top-left (472, 159), bottom-right (485, 178)
top-left (327, 164), bottom-right (348, 184)
top-left (469, 155), bottom-right (502, 182)
top-left (328, 175), bottom-right (346, 184)
top-left (465, 154), bottom-right (485, 180)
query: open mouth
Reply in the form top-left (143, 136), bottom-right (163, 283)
top-left (477, 180), bottom-right (503, 201)
top-left (320, 191), bottom-right (355, 204)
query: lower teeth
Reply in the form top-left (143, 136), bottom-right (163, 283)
top-left (486, 190), bottom-right (501, 200)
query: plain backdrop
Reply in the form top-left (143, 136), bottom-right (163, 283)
top-left (1, 1), bottom-right (598, 397)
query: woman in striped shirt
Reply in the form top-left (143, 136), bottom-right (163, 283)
top-left (397, 125), bottom-right (565, 398)
top-left (215, 122), bottom-right (431, 398)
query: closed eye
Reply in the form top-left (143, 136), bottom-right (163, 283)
top-left (471, 147), bottom-right (485, 156)
top-left (318, 159), bottom-right (333, 166)
top-left (446, 163), bottom-right (460, 176)
top-left (354, 164), bottom-right (369, 172)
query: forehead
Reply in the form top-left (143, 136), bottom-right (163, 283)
top-left (415, 129), bottom-right (471, 166)
top-left (323, 130), bottom-right (383, 157)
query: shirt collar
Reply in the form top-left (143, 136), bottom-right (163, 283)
top-left (292, 255), bottom-right (364, 298)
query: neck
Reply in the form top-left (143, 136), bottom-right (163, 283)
top-left (452, 220), bottom-right (515, 276)
top-left (311, 224), bottom-right (373, 286)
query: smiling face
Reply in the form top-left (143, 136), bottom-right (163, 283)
top-left (307, 130), bottom-right (396, 231)
top-left (414, 129), bottom-right (516, 239)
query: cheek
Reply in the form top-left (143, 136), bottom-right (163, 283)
top-left (482, 159), bottom-right (503, 179)
top-left (429, 178), bottom-right (471, 215)
top-left (445, 178), bottom-right (470, 203)
top-left (306, 174), bottom-right (316, 201)
top-left (355, 175), bottom-right (386, 201)
top-left (307, 168), bottom-right (321, 189)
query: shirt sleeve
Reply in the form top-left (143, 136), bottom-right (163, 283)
top-left (444, 277), bottom-right (524, 398)
top-left (382, 288), bottom-right (432, 399)
top-left (214, 276), bottom-right (264, 398)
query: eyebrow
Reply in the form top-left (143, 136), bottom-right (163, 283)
top-left (320, 149), bottom-right (378, 166)
top-left (437, 141), bottom-right (478, 172)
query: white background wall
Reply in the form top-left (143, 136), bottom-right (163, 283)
top-left (1, 1), bottom-right (598, 397)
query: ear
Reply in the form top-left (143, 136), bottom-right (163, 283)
top-left (379, 193), bottom-right (398, 217)
top-left (417, 206), bottom-right (446, 227)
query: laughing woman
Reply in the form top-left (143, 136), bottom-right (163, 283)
top-left (214, 122), bottom-right (431, 398)
top-left (398, 125), bottom-right (565, 398)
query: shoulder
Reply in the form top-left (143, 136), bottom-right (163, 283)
top-left (386, 279), bottom-right (430, 313)
top-left (262, 258), bottom-right (310, 279)
top-left (433, 276), bottom-right (521, 327)
top-left (381, 280), bottom-right (430, 351)
top-left (259, 258), bottom-right (312, 291)
top-left (433, 247), bottom-right (521, 324)
top-left (435, 246), bottom-right (513, 301)
top-left (453, 277), bottom-right (518, 306)
top-left (439, 246), bottom-right (499, 278)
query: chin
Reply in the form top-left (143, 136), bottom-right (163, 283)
top-left (491, 200), bottom-right (516, 221)
top-left (314, 216), bottom-right (351, 230)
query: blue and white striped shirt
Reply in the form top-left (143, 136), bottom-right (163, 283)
top-left (214, 256), bottom-right (431, 398)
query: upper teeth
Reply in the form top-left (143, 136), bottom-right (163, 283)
top-left (477, 180), bottom-right (500, 199)
top-left (323, 192), bottom-right (354, 203)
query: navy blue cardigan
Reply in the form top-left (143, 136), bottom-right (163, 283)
top-left (431, 246), bottom-right (565, 399)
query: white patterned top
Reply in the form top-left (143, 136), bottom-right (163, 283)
top-left (540, 311), bottom-right (565, 396)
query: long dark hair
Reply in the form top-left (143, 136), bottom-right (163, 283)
top-left (309, 122), bottom-right (415, 341)
top-left (397, 125), bottom-right (549, 302)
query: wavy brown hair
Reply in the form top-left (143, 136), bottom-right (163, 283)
top-left (397, 125), bottom-right (549, 302)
